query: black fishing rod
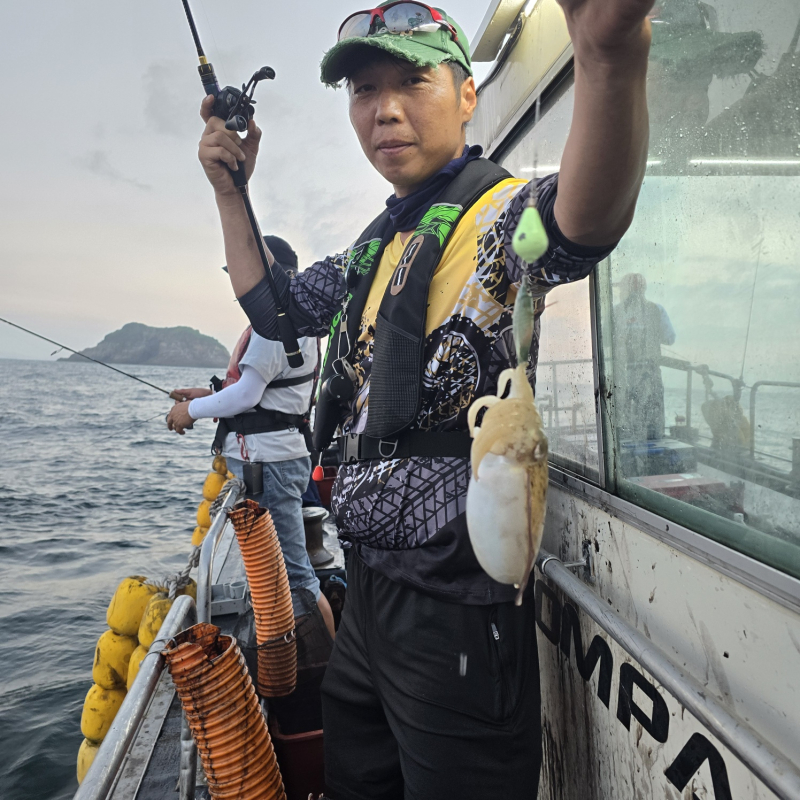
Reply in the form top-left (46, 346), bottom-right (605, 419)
top-left (180, 0), bottom-right (304, 368)
top-left (0, 315), bottom-right (173, 396)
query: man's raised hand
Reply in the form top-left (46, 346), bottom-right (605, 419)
top-left (198, 95), bottom-right (262, 195)
top-left (556, 0), bottom-right (654, 64)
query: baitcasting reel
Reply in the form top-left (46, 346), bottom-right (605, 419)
top-left (199, 64), bottom-right (276, 132)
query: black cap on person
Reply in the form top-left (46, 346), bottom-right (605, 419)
top-left (222, 235), bottom-right (298, 273)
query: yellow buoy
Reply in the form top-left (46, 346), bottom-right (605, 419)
top-left (191, 526), bottom-right (208, 547)
top-left (196, 499), bottom-right (212, 529)
top-left (127, 643), bottom-right (149, 690)
top-left (138, 593), bottom-right (174, 649)
top-left (81, 684), bottom-right (126, 742)
top-left (202, 471), bottom-right (227, 501)
top-left (77, 738), bottom-right (101, 784)
top-left (92, 630), bottom-right (138, 690)
top-left (178, 578), bottom-right (197, 602)
top-left (212, 454), bottom-right (228, 475)
top-left (106, 577), bottom-right (160, 637)
top-left (226, 471), bottom-right (235, 480)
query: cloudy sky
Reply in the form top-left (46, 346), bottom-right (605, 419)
top-left (0, 0), bottom-right (493, 360)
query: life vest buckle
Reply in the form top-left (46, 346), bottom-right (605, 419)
top-left (378, 438), bottom-right (399, 459)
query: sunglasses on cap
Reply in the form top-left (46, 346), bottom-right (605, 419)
top-left (338, 2), bottom-right (470, 64)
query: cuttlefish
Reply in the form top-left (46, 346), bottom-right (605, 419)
top-left (466, 277), bottom-right (548, 605)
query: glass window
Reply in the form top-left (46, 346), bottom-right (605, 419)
top-left (498, 76), bottom-right (601, 482)
top-left (598, 0), bottom-right (800, 578)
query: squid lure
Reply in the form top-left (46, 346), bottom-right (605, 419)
top-left (511, 191), bottom-right (549, 264)
top-left (465, 123), bottom-right (551, 603)
top-left (466, 278), bottom-right (549, 604)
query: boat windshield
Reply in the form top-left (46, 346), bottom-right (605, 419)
top-left (500, 0), bottom-right (800, 580)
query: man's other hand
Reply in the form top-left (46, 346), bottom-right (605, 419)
top-left (199, 95), bottom-right (262, 196)
top-left (167, 401), bottom-right (196, 435)
top-left (172, 387), bottom-right (212, 402)
top-left (557, 0), bottom-right (654, 62)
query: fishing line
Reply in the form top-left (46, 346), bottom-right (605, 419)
top-left (197, 0), bottom-right (227, 84)
top-left (97, 412), bottom-right (166, 442)
top-left (0, 316), bottom-right (171, 396)
top-left (533, 94), bottom-right (541, 184)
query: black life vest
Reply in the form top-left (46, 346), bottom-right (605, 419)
top-left (312, 158), bottom-right (512, 452)
top-left (211, 328), bottom-right (316, 455)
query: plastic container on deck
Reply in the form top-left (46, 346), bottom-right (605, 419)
top-left (269, 717), bottom-right (324, 800)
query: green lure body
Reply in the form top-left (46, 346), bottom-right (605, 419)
top-left (513, 278), bottom-right (536, 366)
top-left (511, 206), bottom-right (549, 264)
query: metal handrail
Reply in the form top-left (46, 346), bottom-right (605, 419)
top-left (180, 484), bottom-right (243, 798)
top-left (749, 381), bottom-right (800, 458)
top-left (537, 550), bottom-right (800, 800)
top-left (197, 486), bottom-right (242, 624)
top-left (537, 358), bottom-right (593, 429)
top-left (74, 595), bottom-right (198, 800)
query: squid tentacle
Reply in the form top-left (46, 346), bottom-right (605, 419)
top-left (467, 395), bottom-right (500, 437)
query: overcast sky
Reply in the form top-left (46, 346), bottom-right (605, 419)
top-left (0, 0), bottom-right (493, 360)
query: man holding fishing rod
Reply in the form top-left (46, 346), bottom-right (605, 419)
top-left (198, 0), bottom-right (653, 795)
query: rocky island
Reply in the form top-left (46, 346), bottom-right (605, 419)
top-left (65, 323), bottom-right (230, 368)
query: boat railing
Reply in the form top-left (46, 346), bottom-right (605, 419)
top-left (73, 595), bottom-right (198, 800)
top-left (178, 484), bottom-right (243, 799)
top-left (749, 381), bottom-right (800, 464)
top-left (537, 550), bottom-right (800, 800)
top-left (659, 355), bottom-right (744, 432)
top-left (75, 484), bottom-right (242, 800)
top-left (197, 485), bottom-right (242, 624)
top-left (659, 357), bottom-right (800, 476)
top-left (536, 358), bottom-right (593, 432)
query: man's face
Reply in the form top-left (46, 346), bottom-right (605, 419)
top-left (348, 55), bottom-right (477, 197)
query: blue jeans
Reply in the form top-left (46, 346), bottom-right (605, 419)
top-left (227, 456), bottom-right (320, 612)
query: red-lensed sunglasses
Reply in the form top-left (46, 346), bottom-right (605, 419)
top-left (338, 2), bottom-right (470, 64)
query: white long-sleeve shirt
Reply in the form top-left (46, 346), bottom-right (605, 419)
top-left (189, 333), bottom-right (318, 463)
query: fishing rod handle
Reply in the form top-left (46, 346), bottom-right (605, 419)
top-left (199, 62), bottom-right (220, 96)
top-left (198, 67), bottom-right (248, 187)
top-left (231, 162), bottom-right (248, 188)
top-left (237, 186), bottom-right (305, 368)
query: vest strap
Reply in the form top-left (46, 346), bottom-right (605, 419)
top-left (212, 407), bottom-right (306, 454)
top-left (266, 372), bottom-right (315, 389)
top-left (338, 431), bottom-right (472, 463)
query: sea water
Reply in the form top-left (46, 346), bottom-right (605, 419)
top-left (0, 359), bottom-right (217, 799)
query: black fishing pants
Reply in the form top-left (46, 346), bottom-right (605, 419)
top-left (320, 552), bottom-right (542, 800)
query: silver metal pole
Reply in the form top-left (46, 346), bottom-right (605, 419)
top-left (685, 366), bottom-right (693, 430)
top-left (537, 550), bottom-right (800, 800)
top-left (178, 713), bottom-right (197, 800)
top-left (197, 486), bottom-right (240, 624)
top-left (74, 595), bottom-right (197, 800)
top-left (183, 484), bottom-right (241, 798)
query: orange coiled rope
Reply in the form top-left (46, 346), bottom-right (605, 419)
top-left (227, 499), bottom-right (297, 697)
top-left (163, 623), bottom-right (286, 800)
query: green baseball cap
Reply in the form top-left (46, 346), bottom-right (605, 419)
top-left (320, 3), bottom-right (472, 87)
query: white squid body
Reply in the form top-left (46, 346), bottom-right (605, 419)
top-left (466, 363), bottom-right (548, 605)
